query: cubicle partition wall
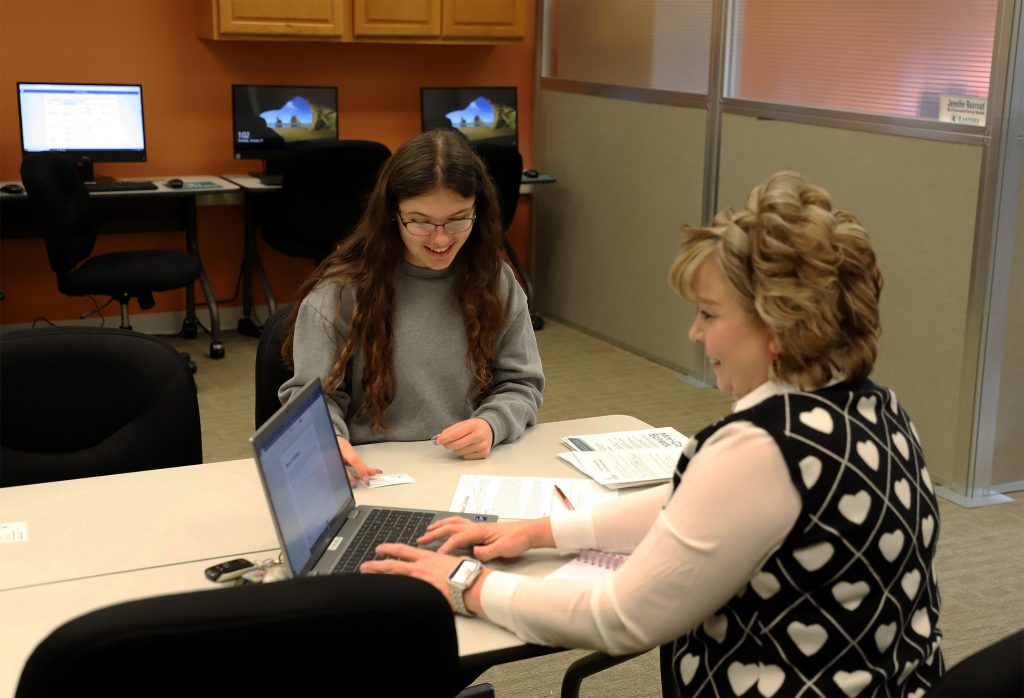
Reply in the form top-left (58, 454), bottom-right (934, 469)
top-left (992, 184), bottom-right (1024, 490)
top-left (532, 89), bottom-right (706, 375)
top-left (531, 0), bottom-right (1022, 498)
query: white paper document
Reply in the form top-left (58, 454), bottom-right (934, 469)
top-left (364, 473), bottom-right (416, 489)
top-left (449, 475), bottom-right (617, 519)
top-left (0, 521), bottom-right (28, 544)
top-left (561, 427), bottom-right (688, 452)
top-left (558, 447), bottom-right (682, 489)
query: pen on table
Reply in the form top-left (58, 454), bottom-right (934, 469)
top-left (553, 484), bottom-right (576, 511)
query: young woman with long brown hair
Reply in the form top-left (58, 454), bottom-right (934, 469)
top-left (279, 130), bottom-right (544, 481)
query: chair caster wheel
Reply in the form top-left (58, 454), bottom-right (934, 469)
top-left (531, 315), bottom-right (545, 331)
top-left (179, 351), bottom-right (197, 373)
top-left (237, 317), bottom-right (263, 338)
top-left (210, 341), bottom-right (225, 359)
top-left (182, 319), bottom-right (198, 339)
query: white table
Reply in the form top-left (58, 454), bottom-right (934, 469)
top-left (1, 457), bottom-right (277, 591)
top-left (1, 415), bottom-right (650, 697)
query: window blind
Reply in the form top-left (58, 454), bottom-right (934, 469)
top-left (726, 0), bottom-right (998, 122)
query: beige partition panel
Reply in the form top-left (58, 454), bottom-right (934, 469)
top-left (718, 114), bottom-right (982, 485)
top-left (992, 177), bottom-right (1024, 489)
top-left (534, 90), bottom-right (706, 373)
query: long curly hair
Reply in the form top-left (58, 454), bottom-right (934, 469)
top-left (670, 171), bottom-right (884, 390)
top-left (282, 129), bottom-right (507, 433)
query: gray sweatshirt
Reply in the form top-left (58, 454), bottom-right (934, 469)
top-left (279, 261), bottom-right (544, 446)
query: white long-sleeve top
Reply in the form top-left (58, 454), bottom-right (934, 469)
top-left (479, 381), bottom-right (803, 655)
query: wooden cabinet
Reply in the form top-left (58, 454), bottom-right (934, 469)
top-left (441, 0), bottom-right (525, 40)
top-left (353, 0), bottom-right (441, 38)
top-left (352, 0), bottom-right (525, 41)
top-left (197, 0), bottom-right (526, 43)
top-left (196, 0), bottom-right (346, 40)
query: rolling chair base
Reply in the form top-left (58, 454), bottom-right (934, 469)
top-left (237, 316), bottom-right (263, 338)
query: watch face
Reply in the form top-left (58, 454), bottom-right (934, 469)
top-left (451, 560), bottom-right (478, 584)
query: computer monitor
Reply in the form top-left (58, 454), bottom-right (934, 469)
top-left (420, 86), bottom-right (518, 147)
top-left (231, 84), bottom-right (339, 184)
top-left (17, 82), bottom-right (147, 182)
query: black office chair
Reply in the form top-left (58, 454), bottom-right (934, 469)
top-left (15, 574), bottom-right (471, 697)
top-left (253, 140), bottom-right (391, 307)
top-left (254, 303), bottom-right (294, 428)
top-left (0, 326), bottom-right (202, 487)
top-left (472, 142), bottom-right (544, 330)
top-left (19, 152), bottom-right (224, 359)
top-left (563, 629), bottom-right (1024, 697)
top-left (925, 628), bottom-right (1023, 697)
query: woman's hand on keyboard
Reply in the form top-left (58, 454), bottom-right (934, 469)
top-left (361, 543), bottom-right (490, 618)
top-left (420, 517), bottom-right (555, 561)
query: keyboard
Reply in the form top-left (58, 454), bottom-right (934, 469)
top-left (332, 509), bottom-right (434, 574)
top-left (85, 180), bottom-right (158, 193)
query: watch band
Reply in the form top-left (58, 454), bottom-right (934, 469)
top-left (449, 558), bottom-right (483, 617)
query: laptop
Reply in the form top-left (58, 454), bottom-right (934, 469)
top-left (250, 378), bottom-right (496, 578)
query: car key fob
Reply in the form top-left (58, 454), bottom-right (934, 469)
top-left (205, 558), bottom-right (256, 582)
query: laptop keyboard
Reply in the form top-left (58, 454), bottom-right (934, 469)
top-left (333, 509), bottom-right (434, 574)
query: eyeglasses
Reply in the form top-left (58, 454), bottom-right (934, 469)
top-left (397, 210), bottom-right (476, 237)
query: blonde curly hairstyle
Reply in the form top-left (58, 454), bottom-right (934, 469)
top-left (670, 171), bottom-right (883, 390)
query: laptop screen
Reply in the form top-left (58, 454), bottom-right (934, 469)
top-left (252, 381), bottom-right (352, 574)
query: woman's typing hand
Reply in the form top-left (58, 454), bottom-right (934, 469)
top-left (417, 516), bottom-right (555, 561)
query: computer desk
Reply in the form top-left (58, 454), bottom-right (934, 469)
top-left (0, 414), bottom-right (650, 696)
top-left (222, 171), bottom-right (558, 336)
top-left (0, 176), bottom-right (239, 358)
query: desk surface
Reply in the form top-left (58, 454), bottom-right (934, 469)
top-left (0, 175), bottom-right (239, 200)
top-left (221, 173), bottom-right (278, 190)
top-left (1, 414), bottom-right (648, 696)
top-left (221, 171), bottom-right (556, 191)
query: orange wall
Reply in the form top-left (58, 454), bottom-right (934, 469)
top-left (0, 0), bottom-right (537, 326)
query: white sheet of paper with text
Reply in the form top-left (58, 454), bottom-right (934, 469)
top-left (558, 447), bottom-right (683, 488)
top-left (449, 475), bottom-right (617, 519)
top-left (561, 427), bottom-right (688, 452)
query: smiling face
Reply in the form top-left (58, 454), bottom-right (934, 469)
top-left (688, 259), bottom-right (778, 400)
top-left (396, 187), bottom-right (476, 270)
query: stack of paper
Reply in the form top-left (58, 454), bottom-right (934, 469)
top-left (558, 427), bottom-right (688, 490)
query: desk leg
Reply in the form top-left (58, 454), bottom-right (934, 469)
top-left (185, 197), bottom-right (225, 359)
top-left (528, 191), bottom-right (544, 329)
top-left (238, 194), bottom-right (276, 337)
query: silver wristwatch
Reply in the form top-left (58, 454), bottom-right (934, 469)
top-left (448, 558), bottom-right (483, 617)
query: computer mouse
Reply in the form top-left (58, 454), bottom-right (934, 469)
top-left (165, 178), bottom-right (184, 189)
top-left (523, 169), bottom-right (540, 178)
top-left (1, 183), bottom-right (25, 194)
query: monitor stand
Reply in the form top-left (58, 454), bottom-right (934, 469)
top-left (74, 160), bottom-right (114, 184)
top-left (249, 158), bottom-right (283, 186)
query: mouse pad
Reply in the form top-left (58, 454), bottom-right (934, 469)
top-left (181, 181), bottom-right (222, 190)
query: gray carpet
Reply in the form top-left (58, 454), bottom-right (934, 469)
top-left (168, 320), bottom-right (1023, 696)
